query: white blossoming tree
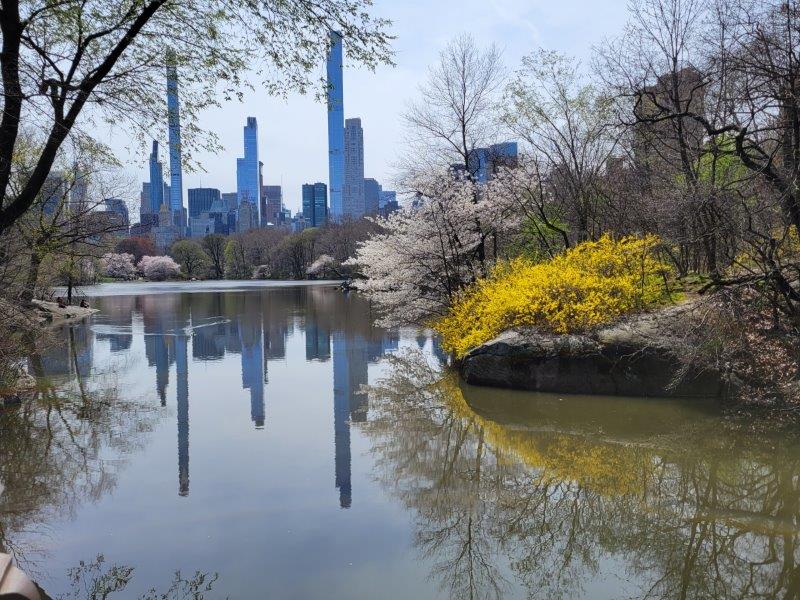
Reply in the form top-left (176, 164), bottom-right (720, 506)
top-left (346, 170), bottom-right (520, 326)
top-left (138, 256), bottom-right (181, 281)
top-left (100, 253), bottom-right (137, 280)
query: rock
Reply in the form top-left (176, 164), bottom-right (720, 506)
top-left (30, 300), bottom-right (98, 324)
top-left (459, 304), bottom-right (733, 398)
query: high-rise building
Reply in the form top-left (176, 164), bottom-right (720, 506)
top-left (188, 187), bottom-right (220, 218)
top-left (70, 163), bottom-right (88, 213)
top-left (166, 51), bottom-right (184, 226)
top-left (364, 177), bottom-right (380, 215)
top-left (149, 141), bottom-right (165, 213)
top-left (103, 197), bottom-right (130, 227)
top-left (262, 185), bottom-right (283, 226)
top-left (466, 142), bottom-right (519, 182)
top-left (379, 190), bottom-right (396, 209)
top-left (302, 184), bottom-right (315, 224)
top-left (327, 31), bottom-right (345, 222)
top-left (238, 200), bottom-right (257, 233)
top-left (343, 117), bottom-right (364, 219)
top-left (40, 173), bottom-right (68, 215)
top-left (314, 183), bottom-right (328, 227)
top-left (301, 182), bottom-right (328, 227)
top-left (236, 117), bottom-right (260, 223)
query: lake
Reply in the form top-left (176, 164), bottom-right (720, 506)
top-left (2, 282), bottom-right (800, 599)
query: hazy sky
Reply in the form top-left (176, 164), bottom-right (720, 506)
top-left (114, 0), bottom-right (630, 213)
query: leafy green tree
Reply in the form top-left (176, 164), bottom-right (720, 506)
top-left (170, 239), bottom-right (209, 279)
top-left (224, 238), bottom-right (251, 279)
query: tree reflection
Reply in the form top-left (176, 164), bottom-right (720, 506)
top-left (363, 350), bottom-right (800, 599)
top-left (0, 332), bottom-right (158, 573)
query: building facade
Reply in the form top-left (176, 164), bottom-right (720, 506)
top-left (302, 182), bottom-right (328, 227)
top-left (188, 187), bottom-right (220, 219)
top-left (262, 185), bottom-right (283, 226)
top-left (364, 177), bottom-right (380, 215)
top-left (236, 117), bottom-right (260, 221)
top-left (327, 31), bottom-right (345, 222)
top-left (149, 141), bottom-right (165, 213)
top-left (343, 117), bottom-right (364, 219)
top-left (166, 50), bottom-right (184, 226)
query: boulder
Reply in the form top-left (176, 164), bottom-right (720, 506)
top-left (459, 303), bottom-right (733, 398)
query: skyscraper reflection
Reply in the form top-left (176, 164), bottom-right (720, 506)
top-left (175, 331), bottom-right (190, 496)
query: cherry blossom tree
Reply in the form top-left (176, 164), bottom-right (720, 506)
top-left (346, 170), bottom-right (520, 326)
top-left (100, 253), bottom-right (137, 280)
top-left (138, 255), bottom-right (180, 281)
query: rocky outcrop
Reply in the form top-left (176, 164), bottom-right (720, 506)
top-left (29, 299), bottom-right (98, 325)
top-left (459, 303), bottom-right (733, 398)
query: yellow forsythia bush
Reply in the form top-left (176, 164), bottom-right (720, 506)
top-left (435, 235), bottom-right (675, 358)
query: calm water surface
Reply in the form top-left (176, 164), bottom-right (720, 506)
top-left (2, 282), bottom-right (800, 599)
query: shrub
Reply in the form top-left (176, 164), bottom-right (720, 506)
top-left (435, 235), bottom-right (675, 358)
top-left (100, 253), bottom-right (137, 280)
top-left (138, 255), bottom-right (181, 281)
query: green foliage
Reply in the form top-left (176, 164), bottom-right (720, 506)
top-left (169, 240), bottom-right (209, 279)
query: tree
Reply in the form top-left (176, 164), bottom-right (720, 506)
top-left (201, 234), bottom-right (226, 279)
top-left (100, 253), bottom-right (137, 280)
top-left (0, 0), bottom-right (392, 235)
top-left (116, 237), bottom-right (156, 264)
top-left (170, 239), bottom-right (208, 278)
top-left (224, 238), bottom-right (251, 279)
top-left (504, 50), bottom-right (620, 243)
top-left (403, 33), bottom-right (505, 174)
top-left (138, 255), bottom-right (180, 280)
top-left (347, 171), bottom-right (518, 325)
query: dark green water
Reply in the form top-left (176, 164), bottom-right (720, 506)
top-left (1, 282), bottom-right (798, 599)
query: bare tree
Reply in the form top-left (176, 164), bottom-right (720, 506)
top-left (403, 33), bottom-right (505, 175)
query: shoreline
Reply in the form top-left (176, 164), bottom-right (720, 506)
top-left (54, 279), bottom-right (344, 298)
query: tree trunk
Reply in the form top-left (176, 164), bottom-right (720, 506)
top-left (20, 252), bottom-right (41, 306)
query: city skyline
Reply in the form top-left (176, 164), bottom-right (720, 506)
top-left (109, 0), bottom-right (626, 214)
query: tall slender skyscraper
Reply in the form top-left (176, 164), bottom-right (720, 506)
top-left (166, 51), bottom-right (184, 224)
top-left (326, 31), bottom-right (345, 222)
top-left (343, 117), bottom-right (365, 218)
top-left (149, 141), bottom-right (165, 213)
top-left (236, 117), bottom-right (260, 223)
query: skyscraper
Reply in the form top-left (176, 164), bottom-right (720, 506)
top-left (327, 31), bottom-right (345, 222)
top-left (343, 117), bottom-right (364, 218)
top-left (149, 141), bottom-right (165, 213)
top-left (166, 51), bottom-right (184, 226)
top-left (188, 187), bottom-right (220, 218)
top-left (262, 185), bottom-right (282, 226)
top-left (364, 177), bottom-right (380, 215)
top-left (236, 117), bottom-right (260, 221)
top-left (302, 182), bottom-right (328, 227)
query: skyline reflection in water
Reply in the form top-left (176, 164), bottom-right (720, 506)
top-left (2, 283), bottom-right (800, 599)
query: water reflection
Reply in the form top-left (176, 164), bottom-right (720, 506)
top-left (0, 352), bottom-right (157, 571)
top-left (33, 287), bottom-right (399, 509)
top-left (364, 350), bottom-right (800, 600)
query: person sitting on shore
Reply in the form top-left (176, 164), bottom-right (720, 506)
top-left (56, 297), bottom-right (66, 308)
top-left (79, 299), bottom-right (88, 308)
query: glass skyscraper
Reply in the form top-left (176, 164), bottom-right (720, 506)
top-left (166, 51), bottom-right (184, 221)
top-left (149, 141), bottom-right (165, 213)
top-left (326, 31), bottom-right (344, 222)
top-left (343, 117), bottom-right (364, 218)
top-left (188, 187), bottom-right (220, 218)
top-left (302, 182), bottom-right (328, 227)
top-left (236, 117), bottom-right (260, 221)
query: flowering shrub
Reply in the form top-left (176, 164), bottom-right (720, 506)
top-left (100, 252), bottom-right (137, 280)
top-left (138, 255), bottom-right (181, 281)
top-left (435, 235), bottom-right (675, 357)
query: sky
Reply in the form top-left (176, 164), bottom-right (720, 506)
top-left (113, 0), bottom-right (631, 214)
